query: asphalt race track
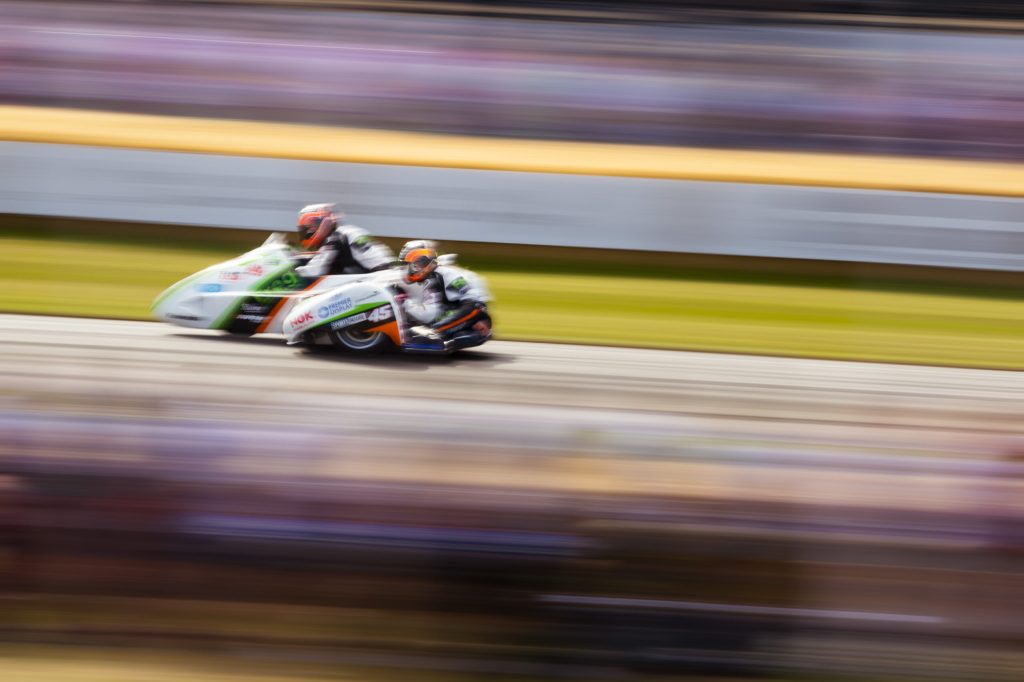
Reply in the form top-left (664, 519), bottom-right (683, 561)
top-left (4, 313), bottom-right (1019, 431)
top-left (3, 314), bottom-right (1020, 494)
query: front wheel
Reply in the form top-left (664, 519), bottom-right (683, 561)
top-left (329, 328), bottom-right (393, 353)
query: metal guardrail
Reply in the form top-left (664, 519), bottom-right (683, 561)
top-left (2, 142), bottom-right (1022, 270)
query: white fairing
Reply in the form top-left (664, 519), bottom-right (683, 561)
top-left (282, 277), bottom-right (403, 345)
top-left (152, 233), bottom-right (385, 333)
top-left (153, 236), bottom-right (490, 353)
top-left (152, 237), bottom-right (295, 330)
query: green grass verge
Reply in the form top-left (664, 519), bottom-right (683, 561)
top-left (1, 227), bottom-right (1021, 369)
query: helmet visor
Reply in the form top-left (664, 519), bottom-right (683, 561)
top-left (298, 214), bottom-right (324, 235)
top-left (408, 255), bottom-right (433, 275)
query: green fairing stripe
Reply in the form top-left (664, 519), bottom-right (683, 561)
top-left (313, 301), bottom-right (388, 329)
top-left (212, 264), bottom-right (299, 330)
top-left (152, 247), bottom-right (281, 313)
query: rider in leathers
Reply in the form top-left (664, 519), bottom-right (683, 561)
top-left (294, 203), bottom-right (396, 277)
top-left (397, 241), bottom-right (491, 343)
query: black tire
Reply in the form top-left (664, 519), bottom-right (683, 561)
top-left (329, 328), bottom-right (393, 353)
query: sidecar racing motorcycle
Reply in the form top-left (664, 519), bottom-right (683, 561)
top-left (152, 234), bottom-right (492, 354)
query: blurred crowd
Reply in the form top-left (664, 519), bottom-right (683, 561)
top-left (85, 1), bottom-right (1024, 21)
top-left (3, 0), bottom-right (1022, 159)
top-left (2, 402), bottom-right (1022, 679)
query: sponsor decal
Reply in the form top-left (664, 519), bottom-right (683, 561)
top-left (197, 283), bottom-right (223, 293)
top-left (351, 235), bottom-right (374, 252)
top-left (290, 311), bottom-right (314, 329)
top-left (317, 297), bottom-right (353, 320)
top-left (220, 264), bottom-right (267, 281)
top-left (330, 312), bottom-right (368, 330)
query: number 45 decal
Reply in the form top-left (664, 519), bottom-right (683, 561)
top-left (367, 306), bottom-right (393, 323)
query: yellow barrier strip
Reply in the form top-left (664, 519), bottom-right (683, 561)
top-left (3, 105), bottom-right (1024, 196)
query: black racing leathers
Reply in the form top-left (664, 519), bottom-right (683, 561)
top-left (296, 226), bottom-right (396, 277)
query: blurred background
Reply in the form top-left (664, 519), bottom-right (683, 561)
top-left (4, 0), bottom-right (1024, 157)
top-left (1, 1), bottom-right (1023, 681)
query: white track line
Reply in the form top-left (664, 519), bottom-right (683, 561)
top-left (32, 29), bottom-right (436, 54)
top-left (540, 594), bottom-right (945, 624)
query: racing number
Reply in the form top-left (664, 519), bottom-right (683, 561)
top-left (367, 306), bottom-right (393, 323)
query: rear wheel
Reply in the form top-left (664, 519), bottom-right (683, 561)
top-left (329, 328), bottom-right (393, 353)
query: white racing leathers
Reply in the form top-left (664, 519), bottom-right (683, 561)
top-left (296, 225), bottom-right (396, 277)
top-left (400, 265), bottom-right (490, 332)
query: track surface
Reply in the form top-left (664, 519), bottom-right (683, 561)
top-left (3, 314), bottom-right (1020, 462)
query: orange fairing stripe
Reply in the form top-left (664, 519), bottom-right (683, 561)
top-left (255, 277), bottom-right (323, 333)
top-left (366, 320), bottom-right (402, 346)
top-left (435, 308), bottom-right (480, 333)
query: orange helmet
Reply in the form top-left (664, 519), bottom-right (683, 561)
top-left (398, 239), bottom-right (438, 262)
top-left (403, 245), bottom-right (438, 283)
top-left (297, 203), bottom-right (341, 250)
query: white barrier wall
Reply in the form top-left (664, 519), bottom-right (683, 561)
top-left (2, 142), bottom-right (1022, 270)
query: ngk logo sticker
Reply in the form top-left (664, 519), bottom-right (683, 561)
top-left (290, 311), bottom-right (314, 329)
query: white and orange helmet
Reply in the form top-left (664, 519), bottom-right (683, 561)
top-left (401, 241), bottom-right (438, 283)
top-left (297, 203), bottom-right (343, 250)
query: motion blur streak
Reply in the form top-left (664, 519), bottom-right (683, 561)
top-left (1, 314), bottom-right (1022, 680)
top-left (3, 0), bottom-right (1023, 158)
top-left (2, 1), bottom-right (1023, 680)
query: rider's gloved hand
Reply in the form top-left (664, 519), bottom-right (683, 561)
top-left (295, 264), bottom-right (318, 278)
top-left (472, 319), bottom-right (492, 337)
top-left (409, 325), bottom-right (441, 341)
